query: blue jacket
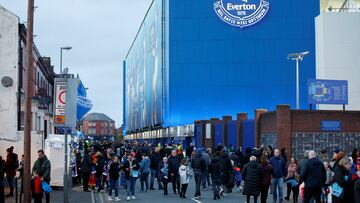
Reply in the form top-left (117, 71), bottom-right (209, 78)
top-left (140, 157), bottom-right (151, 174)
top-left (269, 156), bottom-right (286, 178)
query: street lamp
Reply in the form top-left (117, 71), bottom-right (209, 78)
top-left (287, 51), bottom-right (309, 110)
top-left (60, 46), bottom-right (72, 74)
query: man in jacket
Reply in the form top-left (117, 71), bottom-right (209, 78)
top-left (150, 147), bottom-right (162, 190)
top-left (4, 146), bottom-right (18, 197)
top-left (81, 151), bottom-right (92, 192)
top-left (201, 148), bottom-right (212, 190)
top-left (168, 149), bottom-right (181, 194)
top-left (300, 151), bottom-right (326, 203)
top-left (269, 149), bottom-right (286, 203)
top-left (191, 150), bottom-right (206, 200)
top-left (0, 156), bottom-right (5, 203)
top-left (32, 150), bottom-right (51, 203)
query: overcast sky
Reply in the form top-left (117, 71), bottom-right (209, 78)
top-left (0, 0), bottom-right (152, 127)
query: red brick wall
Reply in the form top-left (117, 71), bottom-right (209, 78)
top-left (260, 112), bottom-right (277, 133)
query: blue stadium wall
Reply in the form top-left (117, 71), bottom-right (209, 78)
top-left (164, 0), bottom-right (319, 127)
top-left (124, 0), bottom-right (320, 133)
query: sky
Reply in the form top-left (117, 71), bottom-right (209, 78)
top-left (0, 0), bottom-right (152, 127)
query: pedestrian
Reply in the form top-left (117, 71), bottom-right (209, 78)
top-left (108, 156), bottom-right (121, 202)
top-left (242, 156), bottom-right (262, 203)
top-left (178, 159), bottom-right (192, 198)
top-left (168, 149), bottom-right (181, 194)
top-left (331, 157), bottom-right (354, 203)
top-left (4, 146), bottom-right (19, 197)
top-left (269, 149), bottom-right (286, 203)
top-left (191, 150), bottom-right (206, 200)
top-left (285, 157), bottom-right (299, 202)
top-left (186, 143), bottom-right (194, 159)
top-left (149, 147), bottom-right (162, 190)
top-left (298, 150), bottom-right (310, 175)
top-left (140, 153), bottom-right (151, 192)
top-left (260, 155), bottom-right (272, 203)
top-left (95, 151), bottom-right (105, 192)
top-left (0, 156), bottom-right (5, 203)
top-left (300, 151), bottom-right (326, 203)
top-left (219, 150), bottom-right (232, 195)
top-left (31, 170), bottom-right (43, 203)
top-left (209, 152), bottom-right (222, 200)
top-left (122, 154), bottom-right (140, 201)
top-left (81, 150), bottom-right (92, 192)
top-left (32, 150), bottom-right (51, 203)
top-left (321, 162), bottom-right (332, 203)
top-left (201, 148), bottom-right (212, 190)
top-left (160, 157), bottom-right (169, 195)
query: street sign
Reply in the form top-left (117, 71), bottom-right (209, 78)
top-left (308, 79), bottom-right (348, 105)
top-left (54, 79), bottom-right (67, 127)
top-left (321, 120), bottom-right (342, 131)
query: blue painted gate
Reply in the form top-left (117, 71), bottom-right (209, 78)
top-left (227, 120), bottom-right (238, 149)
top-left (242, 119), bottom-right (255, 150)
top-left (215, 123), bottom-right (223, 146)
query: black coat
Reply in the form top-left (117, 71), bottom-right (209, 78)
top-left (109, 162), bottom-right (121, 180)
top-left (150, 152), bottom-right (161, 170)
top-left (219, 153), bottom-right (232, 185)
top-left (168, 156), bottom-right (181, 175)
top-left (122, 159), bottom-right (140, 179)
top-left (242, 161), bottom-right (262, 196)
top-left (191, 153), bottom-right (206, 174)
top-left (332, 165), bottom-right (354, 203)
top-left (209, 156), bottom-right (221, 181)
top-left (81, 154), bottom-right (92, 174)
top-left (300, 158), bottom-right (326, 188)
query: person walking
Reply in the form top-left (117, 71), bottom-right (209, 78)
top-left (32, 150), bottom-right (51, 203)
top-left (285, 157), bottom-right (299, 202)
top-left (168, 149), bottom-right (181, 194)
top-left (140, 154), bottom-right (151, 192)
top-left (160, 157), bottom-right (169, 195)
top-left (108, 156), bottom-right (121, 202)
top-left (81, 151), bottom-right (93, 192)
top-left (4, 146), bottom-right (19, 197)
top-left (269, 149), bottom-right (287, 203)
top-left (331, 157), bottom-right (354, 203)
top-left (219, 151), bottom-right (232, 195)
top-left (209, 152), bottom-right (222, 200)
top-left (201, 148), bottom-right (212, 190)
top-left (122, 154), bottom-right (140, 201)
top-left (300, 151), bottom-right (326, 203)
top-left (260, 155), bottom-right (273, 203)
top-left (178, 159), bottom-right (191, 198)
top-left (242, 156), bottom-right (262, 203)
top-left (191, 150), bottom-right (206, 200)
top-left (95, 151), bottom-right (105, 192)
top-left (149, 147), bottom-right (162, 190)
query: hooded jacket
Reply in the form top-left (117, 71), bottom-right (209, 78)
top-left (140, 156), bottom-right (151, 174)
top-left (191, 152), bottom-right (206, 174)
top-left (179, 165), bottom-right (191, 184)
top-left (242, 161), bottom-right (262, 196)
top-left (209, 156), bottom-right (221, 181)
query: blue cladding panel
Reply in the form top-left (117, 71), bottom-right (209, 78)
top-left (227, 121), bottom-right (238, 149)
top-left (215, 123), bottom-right (223, 146)
top-left (165, 0), bottom-right (319, 127)
top-left (195, 125), bottom-right (202, 148)
top-left (242, 119), bottom-right (255, 150)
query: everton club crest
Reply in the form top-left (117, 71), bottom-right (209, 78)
top-left (214, 0), bottom-right (269, 28)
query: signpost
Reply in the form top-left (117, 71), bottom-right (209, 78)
top-left (308, 79), bottom-right (348, 107)
top-left (54, 79), bottom-right (67, 127)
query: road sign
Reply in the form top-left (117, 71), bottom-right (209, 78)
top-left (54, 79), bottom-right (67, 126)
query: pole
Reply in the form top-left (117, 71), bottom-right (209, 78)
top-left (23, 0), bottom-right (34, 202)
top-left (64, 128), bottom-right (69, 203)
top-left (296, 58), bottom-right (300, 110)
top-left (60, 48), bottom-right (63, 74)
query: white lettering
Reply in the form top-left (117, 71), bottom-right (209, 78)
top-left (227, 3), bottom-right (256, 11)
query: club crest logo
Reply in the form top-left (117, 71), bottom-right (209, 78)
top-left (214, 0), bottom-right (269, 28)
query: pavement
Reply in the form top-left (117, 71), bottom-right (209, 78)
top-left (3, 180), bottom-right (308, 203)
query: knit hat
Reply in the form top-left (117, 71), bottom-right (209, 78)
top-left (7, 146), bottom-right (14, 153)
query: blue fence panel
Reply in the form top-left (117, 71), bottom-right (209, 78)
top-left (195, 125), bottom-right (202, 148)
top-left (242, 119), bottom-right (255, 150)
top-left (227, 120), bottom-right (238, 150)
top-left (215, 123), bottom-right (223, 146)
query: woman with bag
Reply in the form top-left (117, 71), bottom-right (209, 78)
top-left (122, 154), bottom-right (140, 201)
top-left (108, 156), bottom-right (121, 202)
top-left (332, 157), bottom-right (354, 203)
top-left (285, 157), bottom-right (299, 202)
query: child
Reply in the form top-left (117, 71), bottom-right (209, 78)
top-left (32, 170), bottom-right (43, 203)
top-left (160, 157), bottom-right (169, 195)
top-left (178, 159), bottom-right (191, 198)
top-left (108, 156), bottom-right (121, 202)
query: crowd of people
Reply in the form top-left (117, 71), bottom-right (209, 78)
top-left (2, 140), bottom-right (360, 203)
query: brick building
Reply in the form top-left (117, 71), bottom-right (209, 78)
top-left (82, 113), bottom-right (115, 137)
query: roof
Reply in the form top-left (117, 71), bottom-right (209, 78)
top-left (83, 113), bottom-right (114, 122)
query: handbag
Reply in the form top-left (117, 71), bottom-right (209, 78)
top-left (331, 182), bottom-right (344, 197)
top-left (41, 181), bottom-right (52, 193)
top-left (131, 170), bottom-right (139, 178)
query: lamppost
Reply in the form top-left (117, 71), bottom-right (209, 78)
top-left (60, 46), bottom-right (72, 74)
top-left (287, 51), bottom-right (309, 109)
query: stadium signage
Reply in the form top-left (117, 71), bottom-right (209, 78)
top-left (214, 0), bottom-right (269, 28)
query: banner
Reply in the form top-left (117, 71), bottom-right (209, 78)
top-left (77, 80), bottom-right (92, 121)
top-left (308, 79), bottom-right (348, 105)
